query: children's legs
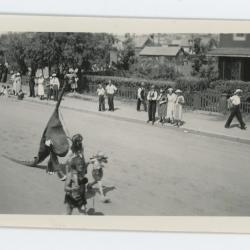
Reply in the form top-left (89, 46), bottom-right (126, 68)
top-left (97, 180), bottom-right (105, 198)
top-left (77, 205), bottom-right (87, 214)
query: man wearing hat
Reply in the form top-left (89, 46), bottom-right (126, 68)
top-left (225, 89), bottom-right (246, 130)
top-left (51, 73), bottom-right (60, 101)
top-left (137, 82), bottom-right (147, 112)
top-left (147, 85), bottom-right (158, 125)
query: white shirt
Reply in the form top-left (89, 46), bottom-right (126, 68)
top-left (147, 90), bottom-right (158, 101)
top-left (97, 87), bottom-right (105, 96)
top-left (137, 87), bottom-right (145, 99)
top-left (50, 77), bottom-right (60, 88)
top-left (230, 95), bottom-right (241, 105)
top-left (106, 84), bottom-right (117, 95)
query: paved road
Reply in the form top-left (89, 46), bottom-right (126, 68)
top-left (0, 98), bottom-right (250, 215)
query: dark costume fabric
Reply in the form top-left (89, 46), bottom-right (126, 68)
top-left (64, 175), bottom-right (88, 208)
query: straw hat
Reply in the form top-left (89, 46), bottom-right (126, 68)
top-left (175, 89), bottom-right (182, 93)
top-left (234, 89), bottom-right (243, 95)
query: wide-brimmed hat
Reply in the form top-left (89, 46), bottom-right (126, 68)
top-left (234, 89), bottom-right (243, 94)
top-left (175, 89), bottom-right (182, 93)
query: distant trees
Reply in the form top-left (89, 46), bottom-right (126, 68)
top-left (0, 32), bottom-right (115, 74)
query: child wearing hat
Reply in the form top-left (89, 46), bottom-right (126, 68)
top-left (87, 151), bottom-right (109, 202)
top-left (174, 89), bottom-right (185, 127)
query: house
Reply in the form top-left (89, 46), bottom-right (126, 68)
top-left (139, 46), bottom-right (188, 64)
top-left (208, 34), bottom-right (250, 81)
top-left (133, 35), bottom-right (155, 56)
top-left (168, 38), bottom-right (194, 54)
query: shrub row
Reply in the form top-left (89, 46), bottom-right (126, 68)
top-left (81, 74), bottom-right (176, 91)
top-left (209, 80), bottom-right (250, 95)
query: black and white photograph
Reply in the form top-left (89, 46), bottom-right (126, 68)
top-left (1, 16), bottom-right (250, 223)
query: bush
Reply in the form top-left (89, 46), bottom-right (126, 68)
top-left (80, 74), bottom-right (176, 92)
top-left (209, 80), bottom-right (250, 95)
top-left (175, 76), bottom-right (209, 92)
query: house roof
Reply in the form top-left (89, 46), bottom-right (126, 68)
top-left (139, 46), bottom-right (185, 56)
top-left (171, 39), bottom-right (191, 47)
top-left (134, 36), bottom-right (152, 48)
top-left (207, 47), bottom-right (250, 57)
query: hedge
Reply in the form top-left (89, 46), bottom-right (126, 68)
top-left (175, 77), bottom-right (209, 92)
top-left (80, 74), bottom-right (176, 91)
top-left (209, 80), bottom-right (250, 95)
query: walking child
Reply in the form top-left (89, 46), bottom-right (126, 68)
top-left (87, 151), bottom-right (109, 202)
top-left (64, 155), bottom-right (88, 215)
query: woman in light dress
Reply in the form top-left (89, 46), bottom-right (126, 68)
top-left (174, 89), bottom-right (185, 127)
top-left (37, 74), bottom-right (45, 100)
top-left (14, 72), bottom-right (22, 95)
top-left (166, 88), bottom-right (177, 124)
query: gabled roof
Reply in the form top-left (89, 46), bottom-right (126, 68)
top-left (139, 46), bottom-right (185, 56)
top-left (207, 47), bottom-right (250, 57)
top-left (134, 36), bottom-right (152, 48)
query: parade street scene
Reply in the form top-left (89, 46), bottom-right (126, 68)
top-left (0, 32), bottom-right (250, 215)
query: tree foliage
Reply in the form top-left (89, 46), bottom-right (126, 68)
top-left (0, 32), bottom-right (115, 74)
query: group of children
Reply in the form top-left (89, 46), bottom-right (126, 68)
top-left (0, 84), bottom-right (25, 100)
top-left (57, 134), bottom-right (109, 215)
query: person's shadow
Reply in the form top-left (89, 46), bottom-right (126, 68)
top-left (87, 208), bottom-right (104, 215)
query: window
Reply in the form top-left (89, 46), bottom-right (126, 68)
top-left (233, 33), bottom-right (246, 41)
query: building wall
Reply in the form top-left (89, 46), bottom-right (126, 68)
top-left (218, 57), bottom-right (250, 81)
top-left (220, 34), bottom-right (250, 48)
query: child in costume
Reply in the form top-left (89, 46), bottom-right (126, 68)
top-left (88, 151), bottom-right (108, 202)
top-left (64, 155), bottom-right (88, 215)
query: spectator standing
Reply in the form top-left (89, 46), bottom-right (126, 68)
top-left (28, 67), bottom-right (35, 97)
top-left (51, 73), bottom-right (60, 101)
top-left (105, 80), bottom-right (117, 111)
top-left (15, 72), bottom-right (22, 94)
top-left (1, 63), bottom-right (8, 83)
top-left (46, 76), bottom-right (53, 100)
top-left (37, 74), bottom-right (45, 100)
top-left (225, 89), bottom-right (247, 130)
top-left (157, 89), bottom-right (167, 124)
top-left (147, 85), bottom-right (158, 125)
top-left (9, 71), bottom-right (16, 95)
top-left (97, 84), bottom-right (106, 111)
top-left (137, 82), bottom-right (147, 112)
top-left (174, 89), bottom-right (185, 127)
top-left (166, 88), bottom-right (177, 124)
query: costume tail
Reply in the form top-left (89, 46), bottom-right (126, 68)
top-left (2, 154), bottom-right (47, 170)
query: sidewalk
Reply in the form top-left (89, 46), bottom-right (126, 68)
top-left (22, 92), bottom-right (250, 144)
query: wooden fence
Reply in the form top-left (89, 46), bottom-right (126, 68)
top-left (88, 83), bottom-right (250, 114)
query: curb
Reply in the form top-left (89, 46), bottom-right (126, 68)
top-left (21, 97), bottom-right (250, 145)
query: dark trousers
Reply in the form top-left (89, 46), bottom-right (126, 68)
top-left (107, 94), bottom-right (114, 111)
top-left (47, 87), bottom-right (53, 100)
top-left (225, 105), bottom-right (245, 128)
top-left (148, 100), bottom-right (157, 122)
top-left (137, 98), bottom-right (147, 111)
top-left (29, 81), bottom-right (35, 97)
top-left (98, 95), bottom-right (105, 111)
top-left (53, 85), bottom-right (59, 101)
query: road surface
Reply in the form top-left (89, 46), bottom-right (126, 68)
top-left (0, 97), bottom-right (250, 215)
